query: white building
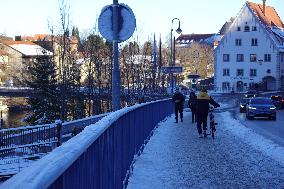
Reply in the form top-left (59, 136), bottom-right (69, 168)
top-left (214, 1), bottom-right (284, 92)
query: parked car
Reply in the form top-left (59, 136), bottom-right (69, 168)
top-left (244, 90), bottom-right (257, 98)
top-left (239, 98), bottom-right (250, 113)
top-left (246, 97), bottom-right (276, 120)
top-left (271, 95), bottom-right (284, 109)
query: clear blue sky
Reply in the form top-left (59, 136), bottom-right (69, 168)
top-left (0, 0), bottom-right (283, 42)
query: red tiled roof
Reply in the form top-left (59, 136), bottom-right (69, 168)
top-left (247, 1), bottom-right (284, 28)
top-left (2, 40), bottom-right (37, 46)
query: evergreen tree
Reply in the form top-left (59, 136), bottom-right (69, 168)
top-left (25, 56), bottom-right (60, 125)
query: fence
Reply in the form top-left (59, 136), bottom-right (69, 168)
top-left (0, 99), bottom-right (173, 189)
top-left (0, 113), bottom-right (107, 178)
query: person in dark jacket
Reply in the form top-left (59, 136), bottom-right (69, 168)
top-left (188, 91), bottom-right (197, 123)
top-left (172, 88), bottom-right (185, 123)
top-left (196, 88), bottom-right (220, 137)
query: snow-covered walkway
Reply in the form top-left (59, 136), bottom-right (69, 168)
top-left (126, 109), bottom-right (284, 189)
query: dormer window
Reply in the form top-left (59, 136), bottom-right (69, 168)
top-left (244, 25), bottom-right (250, 32)
top-left (252, 26), bottom-right (257, 31)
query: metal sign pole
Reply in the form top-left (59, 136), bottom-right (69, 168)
top-left (112, 0), bottom-right (121, 111)
top-left (170, 28), bottom-right (174, 95)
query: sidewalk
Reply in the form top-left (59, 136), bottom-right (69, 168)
top-left (126, 109), bottom-right (284, 189)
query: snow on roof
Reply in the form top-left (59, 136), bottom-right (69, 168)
top-left (3, 41), bottom-right (52, 56)
top-left (9, 44), bottom-right (52, 56)
top-left (271, 26), bottom-right (284, 39)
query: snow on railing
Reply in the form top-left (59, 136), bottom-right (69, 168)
top-left (0, 113), bottom-right (108, 179)
top-left (0, 99), bottom-right (173, 189)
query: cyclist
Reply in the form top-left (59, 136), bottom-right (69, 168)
top-left (172, 88), bottom-right (185, 123)
top-left (196, 88), bottom-right (220, 138)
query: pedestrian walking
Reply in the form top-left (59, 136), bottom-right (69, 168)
top-left (172, 88), bottom-right (185, 123)
top-left (196, 88), bottom-right (220, 137)
top-left (188, 90), bottom-right (197, 123)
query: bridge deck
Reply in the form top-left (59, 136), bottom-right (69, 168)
top-left (126, 109), bottom-right (284, 188)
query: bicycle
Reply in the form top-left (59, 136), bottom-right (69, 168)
top-left (204, 106), bottom-right (218, 139)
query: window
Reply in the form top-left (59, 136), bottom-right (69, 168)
top-left (236, 69), bottom-right (244, 76)
top-left (264, 54), bottom-right (271, 62)
top-left (250, 54), bottom-right (257, 62)
top-left (222, 82), bottom-right (230, 90)
top-left (235, 39), bottom-right (242, 46)
top-left (250, 69), bottom-right (257, 76)
top-left (223, 69), bottom-right (230, 76)
top-left (244, 25), bottom-right (250, 32)
top-left (237, 54), bottom-right (244, 62)
top-left (252, 26), bottom-right (257, 31)
top-left (251, 38), bottom-right (258, 46)
top-left (267, 69), bottom-right (271, 74)
top-left (237, 27), bottom-right (241, 31)
top-left (223, 54), bottom-right (230, 62)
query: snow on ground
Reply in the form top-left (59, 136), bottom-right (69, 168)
top-left (126, 109), bottom-right (284, 189)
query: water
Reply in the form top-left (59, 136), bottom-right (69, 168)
top-left (0, 97), bottom-right (30, 129)
top-left (1, 109), bottom-right (30, 128)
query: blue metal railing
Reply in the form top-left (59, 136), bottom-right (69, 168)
top-left (0, 99), bottom-right (173, 189)
top-left (0, 113), bottom-right (107, 178)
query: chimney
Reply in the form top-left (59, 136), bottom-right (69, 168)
top-left (263, 0), bottom-right (266, 15)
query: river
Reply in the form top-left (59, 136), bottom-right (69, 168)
top-left (0, 97), bottom-right (30, 129)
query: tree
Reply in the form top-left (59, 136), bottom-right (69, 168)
top-left (25, 56), bottom-right (60, 125)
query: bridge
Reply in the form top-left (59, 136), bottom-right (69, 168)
top-left (1, 97), bottom-right (284, 188)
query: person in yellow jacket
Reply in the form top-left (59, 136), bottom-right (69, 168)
top-left (196, 88), bottom-right (220, 137)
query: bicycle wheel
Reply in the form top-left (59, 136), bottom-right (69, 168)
top-left (211, 124), bottom-right (215, 140)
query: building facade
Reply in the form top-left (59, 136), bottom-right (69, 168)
top-left (214, 1), bottom-right (284, 92)
top-left (0, 40), bottom-right (52, 86)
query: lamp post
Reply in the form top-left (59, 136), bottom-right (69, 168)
top-left (170, 18), bottom-right (182, 94)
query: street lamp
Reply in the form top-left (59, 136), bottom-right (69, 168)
top-left (170, 18), bottom-right (182, 94)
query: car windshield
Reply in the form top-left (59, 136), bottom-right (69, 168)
top-left (250, 98), bottom-right (272, 105)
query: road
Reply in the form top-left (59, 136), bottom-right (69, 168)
top-left (213, 92), bottom-right (284, 147)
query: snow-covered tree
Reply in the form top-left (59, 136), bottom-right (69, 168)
top-left (25, 56), bottom-right (60, 125)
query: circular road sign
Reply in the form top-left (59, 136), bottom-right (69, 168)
top-left (98, 3), bottom-right (136, 42)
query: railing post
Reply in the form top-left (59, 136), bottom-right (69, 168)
top-left (55, 120), bottom-right (63, 147)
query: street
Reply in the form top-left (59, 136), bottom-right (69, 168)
top-left (213, 93), bottom-right (284, 147)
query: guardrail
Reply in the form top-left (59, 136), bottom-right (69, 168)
top-left (0, 99), bottom-right (173, 189)
top-left (0, 113), bottom-right (107, 178)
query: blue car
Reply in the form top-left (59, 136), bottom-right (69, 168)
top-left (246, 97), bottom-right (276, 120)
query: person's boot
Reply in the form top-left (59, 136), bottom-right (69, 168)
top-left (181, 118), bottom-right (183, 122)
top-left (175, 119), bottom-right (178, 123)
top-left (203, 130), bottom-right (207, 138)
